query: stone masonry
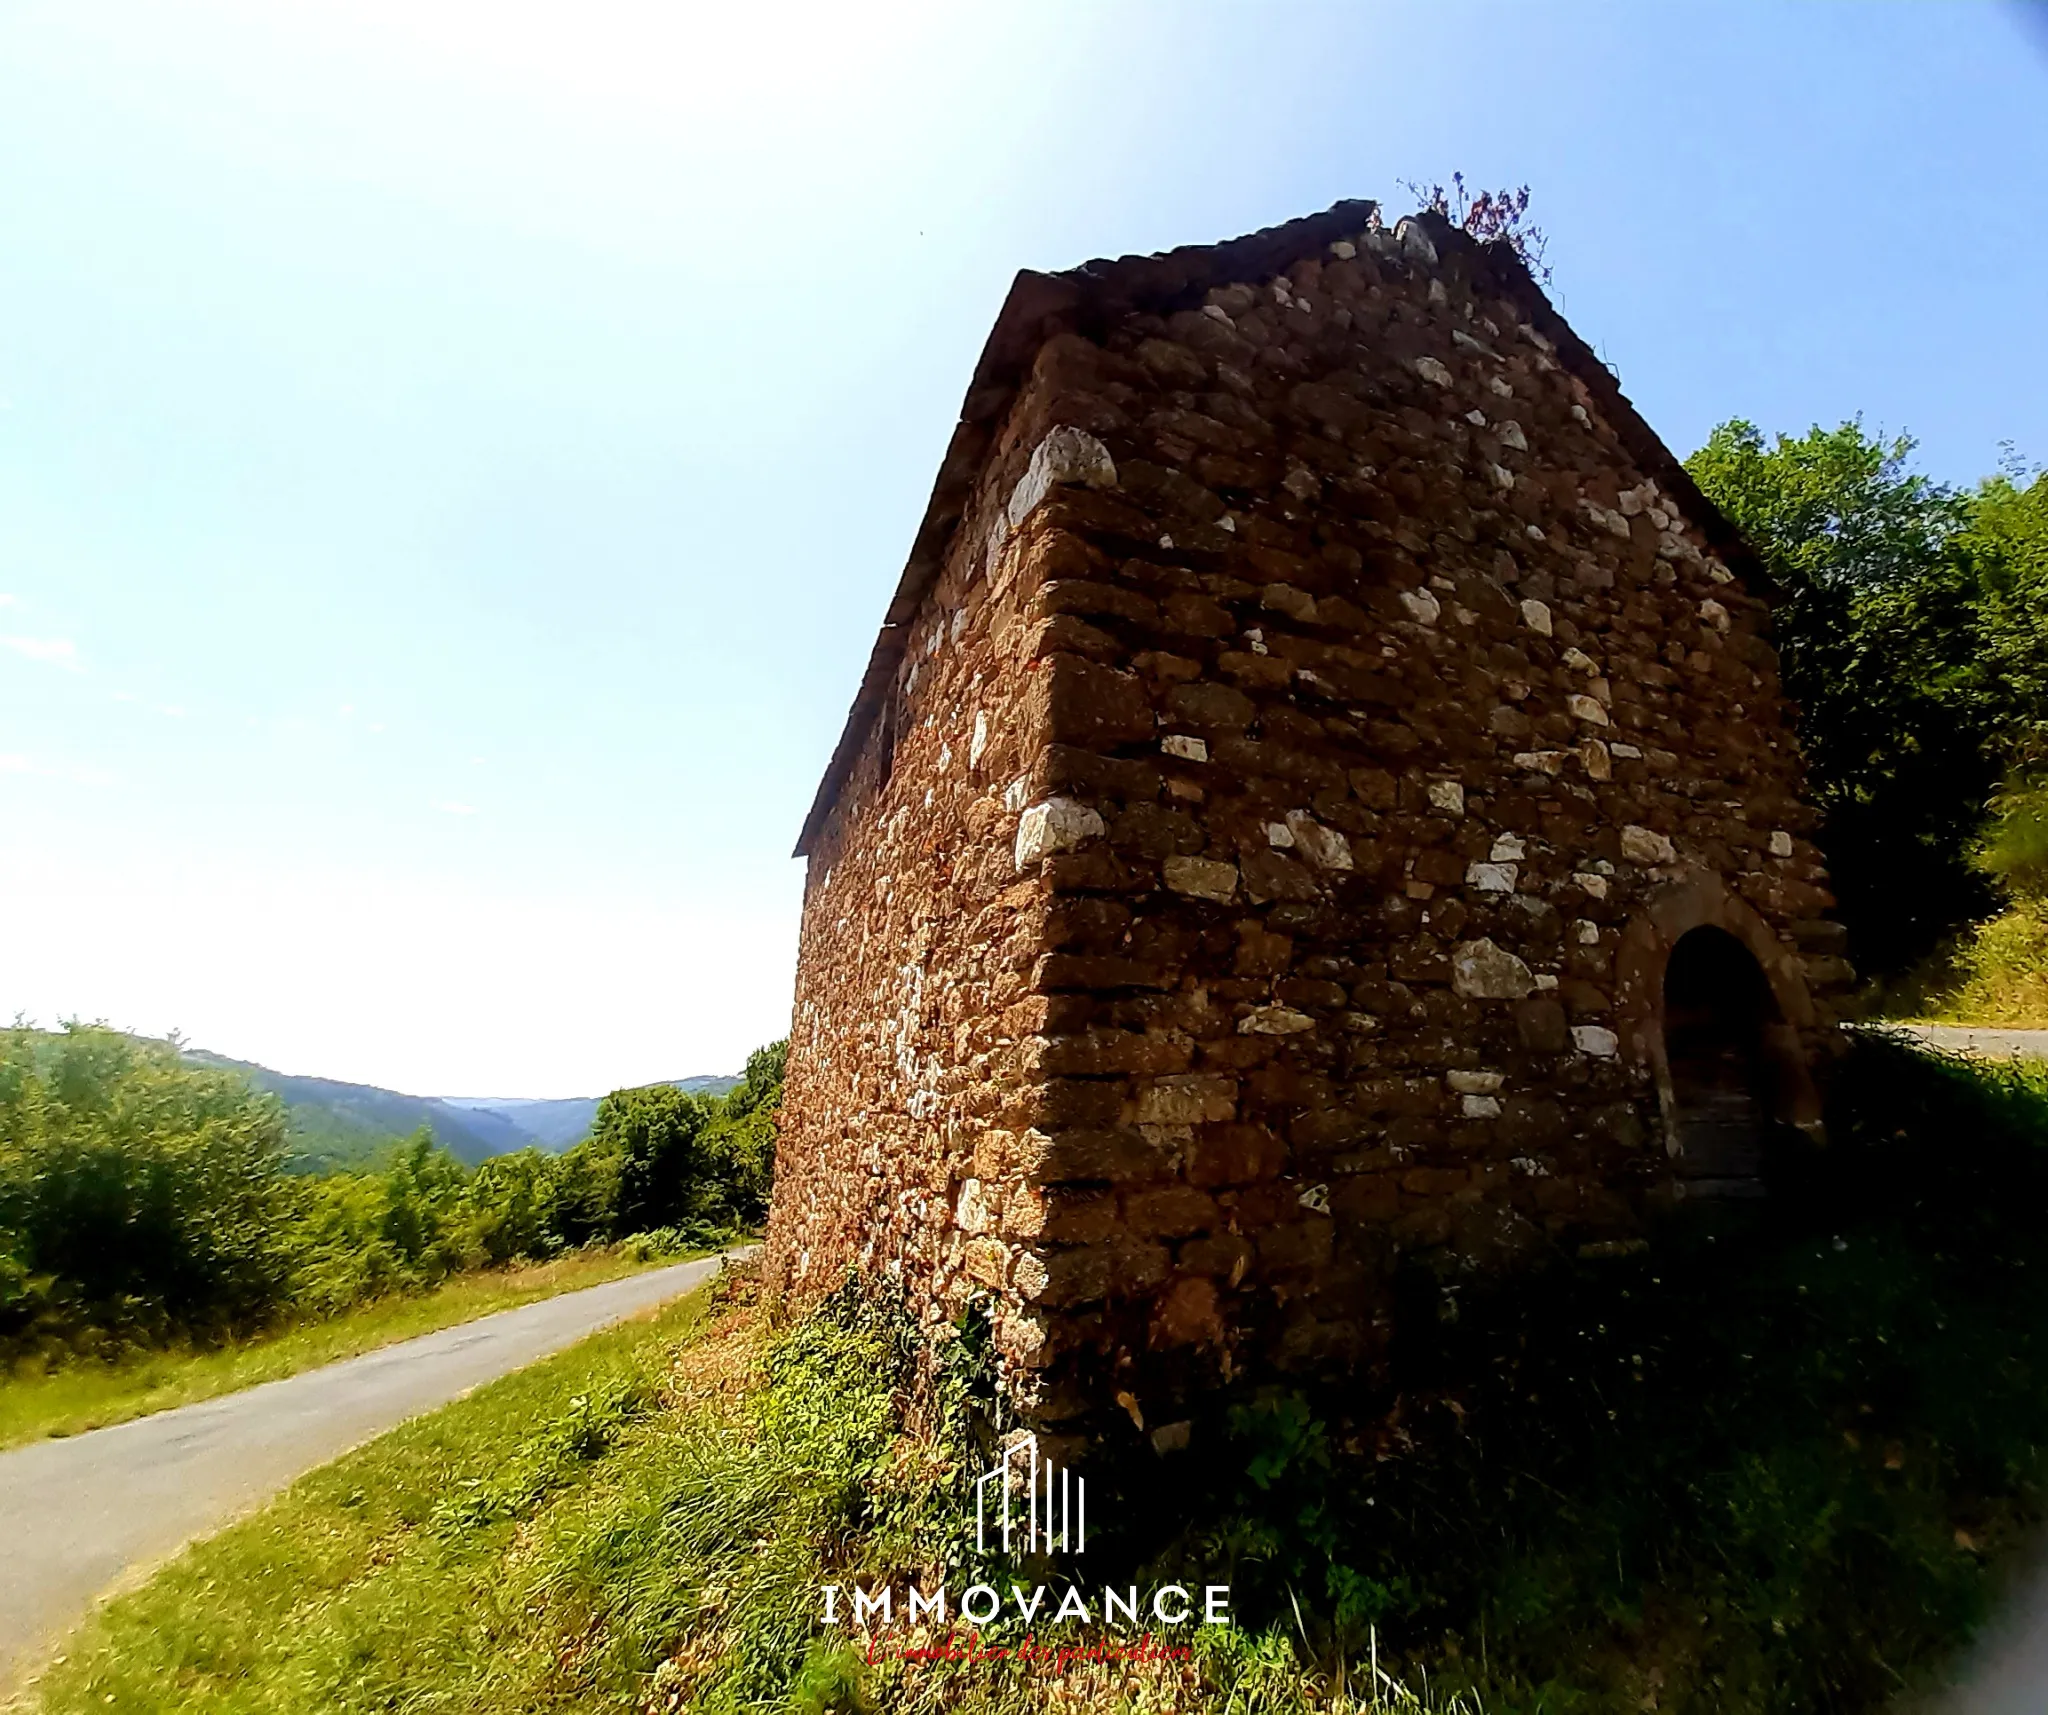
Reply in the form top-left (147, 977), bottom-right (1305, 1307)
top-left (765, 201), bottom-right (1854, 1440)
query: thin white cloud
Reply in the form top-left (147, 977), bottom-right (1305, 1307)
top-left (2, 635), bottom-right (81, 670)
top-left (0, 751), bottom-right (116, 786)
top-left (437, 800), bottom-right (478, 815)
top-left (0, 593), bottom-right (17, 608)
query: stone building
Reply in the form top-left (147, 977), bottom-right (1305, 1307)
top-left (764, 201), bottom-right (1853, 1437)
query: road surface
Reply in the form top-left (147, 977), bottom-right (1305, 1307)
top-left (0, 1250), bottom-right (735, 1693)
top-left (1890, 1025), bottom-right (2048, 1062)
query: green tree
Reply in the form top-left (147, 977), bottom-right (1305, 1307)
top-left (588, 1083), bottom-right (715, 1235)
top-left (0, 1025), bottom-right (294, 1346)
top-left (697, 1039), bottom-right (784, 1228)
top-left (1960, 463), bottom-right (2048, 771)
top-left (1687, 420), bottom-right (1999, 972)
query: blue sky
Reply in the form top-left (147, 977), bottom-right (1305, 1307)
top-left (2, 1), bottom-right (2043, 1096)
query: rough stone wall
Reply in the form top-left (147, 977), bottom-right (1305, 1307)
top-left (769, 211), bottom-right (1854, 1440)
top-left (764, 362), bottom-right (1124, 1379)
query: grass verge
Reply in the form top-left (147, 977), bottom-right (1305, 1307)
top-left (1875, 901), bottom-right (2048, 1028)
top-left (0, 1243), bottom-right (699, 1451)
top-left (24, 1036), bottom-right (2048, 1714)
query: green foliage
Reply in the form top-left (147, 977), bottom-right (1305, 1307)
top-left (589, 1085), bottom-right (716, 1235)
top-left (1685, 421), bottom-right (1998, 972)
top-left (559, 1041), bottom-right (783, 1248)
top-left (282, 1127), bottom-right (519, 1316)
top-left (1959, 464), bottom-right (2048, 765)
top-left (430, 1372), bottom-right (653, 1535)
top-left (1976, 775), bottom-right (2048, 903)
top-left (0, 1024), bottom-right (294, 1350)
top-left (1914, 902), bottom-right (2048, 1027)
top-left (1, 1029), bottom-right (786, 1364)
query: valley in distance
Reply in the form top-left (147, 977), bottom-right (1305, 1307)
top-left (174, 1045), bottom-right (739, 1171)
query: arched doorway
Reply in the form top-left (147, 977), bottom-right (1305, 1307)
top-left (1661, 926), bottom-right (1781, 1194)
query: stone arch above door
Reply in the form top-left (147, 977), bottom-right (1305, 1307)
top-left (1613, 869), bottom-right (1825, 1160)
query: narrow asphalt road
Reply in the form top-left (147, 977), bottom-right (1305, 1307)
top-left (1890, 1024), bottom-right (2048, 1061)
top-left (0, 1250), bottom-right (736, 1693)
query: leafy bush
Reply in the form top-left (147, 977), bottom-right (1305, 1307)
top-left (0, 1024), bottom-right (294, 1351)
top-left (1686, 427), bottom-right (2048, 980)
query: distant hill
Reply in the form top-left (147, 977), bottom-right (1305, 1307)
top-left (438, 1077), bottom-right (740, 1152)
top-left (179, 1050), bottom-right (739, 1171)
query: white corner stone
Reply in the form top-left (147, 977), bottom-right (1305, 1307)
top-left (1769, 830), bottom-right (1794, 857)
top-left (1161, 733), bottom-right (1208, 763)
top-left (1499, 420), bottom-right (1528, 452)
top-left (969, 709), bottom-right (990, 769)
top-left (1447, 1069), bottom-right (1505, 1095)
top-left (1489, 834), bottom-right (1527, 861)
top-left (1461, 1094), bottom-right (1504, 1119)
top-left (1265, 820), bottom-right (1295, 848)
top-left (1467, 861), bottom-right (1518, 894)
top-left (1428, 779), bottom-right (1466, 816)
top-left (1520, 598), bottom-right (1553, 636)
top-left (1572, 1025), bottom-right (1620, 1058)
top-left (1006, 427), bottom-right (1118, 530)
top-left (1567, 694), bottom-right (1610, 727)
top-left (1014, 797), bottom-right (1104, 869)
top-left (1574, 871), bottom-right (1609, 900)
top-left (1413, 356), bottom-right (1453, 389)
